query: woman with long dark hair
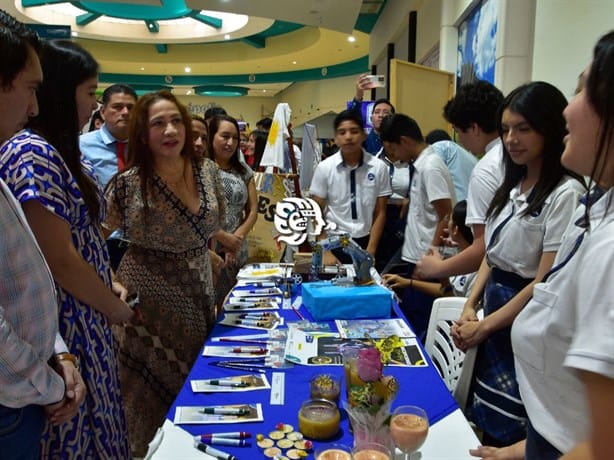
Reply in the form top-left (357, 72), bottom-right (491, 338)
top-left (451, 81), bottom-right (585, 446)
top-left (104, 91), bottom-right (226, 455)
top-left (511, 31), bottom-right (614, 460)
top-left (0, 40), bottom-right (133, 458)
top-left (206, 115), bottom-right (258, 306)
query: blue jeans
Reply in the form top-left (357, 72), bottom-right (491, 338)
top-left (525, 419), bottom-right (562, 460)
top-left (0, 404), bottom-right (45, 460)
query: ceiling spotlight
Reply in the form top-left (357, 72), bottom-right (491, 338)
top-left (292, 61), bottom-right (297, 65)
top-left (186, 90), bottom-right (192, 95)
top-left (140, 67), bottom-right (145, 71)
top-left (185, 67), bottom-right (191, 73)
top-left (347, 35), bottom-right (356, 43)
top-left (224, 34), bottom-right (230, 40)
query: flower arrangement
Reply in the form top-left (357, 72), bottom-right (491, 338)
top-left (342, 336), bottom-right (400, 449)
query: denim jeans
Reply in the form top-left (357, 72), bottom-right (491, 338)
top-left (525, 419), bottom-right (563, 460)
top-left (0, 404), bottom-right (45, 460)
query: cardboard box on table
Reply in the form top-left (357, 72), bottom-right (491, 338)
top-left (302, 281), bottom-right (393, 320)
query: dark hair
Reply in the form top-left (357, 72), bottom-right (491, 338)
top-left (333, 109), bottom-right (365, 132)
top-left (452, 200), bottom-right (473, 244)
top-left (585, 30), bottom-right (614, 191)
top-left (256, 117), bottom-right (272, 131)
top-left (444, 80), bottom-right (504, 133)
top-left (372, 98), bottom-right (395, 114)
top-left (250, 129), bottom-right (268, 170)
top-left (487, 81), bottom-right (580, 219)
top-left (127, 91), bottom-right (196, 212)
top-left (87, 109), bottom-right (103, 132)
top-left (380, 113), bottom-right (424, 143)
top-left (204, 106), bottom-right (227, 121)
top-left (0, 9), bottom-right (41, 89)
top-left (425, 129), bottom-right (451, 144)
top-left (27, 40), bottom-right (101, 222)
top-left (101, 83), bottom-right (137, 106)
top-left (206, 114), bottom-right (247, 175)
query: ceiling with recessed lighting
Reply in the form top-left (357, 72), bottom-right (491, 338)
top-left (6, 0), bottom-right (387, 96)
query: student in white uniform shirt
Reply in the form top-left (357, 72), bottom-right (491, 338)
top-left (510, 31), bottom-right (614, 460)
top-left (374, 147), bottom-right (411, 273)
top-left (309, 110), bottom-right (391, 264)
top-left (417, 81), bottom-right (505, 284)
top-left (380, 113), bottom-right (456, 341)
top-left (384, 200), bottom-right (476, 298)
top-left (451, 82), bottom-right (586, 447)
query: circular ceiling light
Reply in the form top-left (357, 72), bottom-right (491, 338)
top-left (193, 85), bottom-right (249, 97)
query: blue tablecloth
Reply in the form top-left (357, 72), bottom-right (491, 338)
top-left (167, 284), bottom-right (459, 457)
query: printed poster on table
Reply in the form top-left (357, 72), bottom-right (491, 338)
top-left (283, 328), bottom-right (428, 367)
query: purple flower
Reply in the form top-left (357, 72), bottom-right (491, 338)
top-left (356, 348), bottom-right (383, 382)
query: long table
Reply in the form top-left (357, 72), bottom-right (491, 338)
top-left (151, 280), bottom-right (479, 459)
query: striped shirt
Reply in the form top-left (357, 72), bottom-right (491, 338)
top-left (0, 175), bottom-right (66, 408)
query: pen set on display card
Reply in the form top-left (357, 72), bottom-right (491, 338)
top-left (191, 374), bottom-right (270, 392)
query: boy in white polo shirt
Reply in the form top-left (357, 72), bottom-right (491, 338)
top-left (380, 114), bottom-right (456, 340)
top-left (309, 110), bottom-right (391, 265)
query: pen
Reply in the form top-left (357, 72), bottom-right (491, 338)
top-left (210, 362), bottom-right (267, 373)
top-left (218, 338), bottom-right (269, 344)
top-left (232, 297), bottom-right (278, 303)
top-left (238, 312), bottom-right (273, 318)
top-left (203, 379), bottom-right (249, 387)
top-left (231, 347), bottom-right (267, 354)
top-left (201, 407), bottom-right (250, 415)
top-left (234, 319), bottom-right (266, 327)
top-left (197, 432), bottom-right (251, 439)
top-left (194, 440), bottom-right (237, 460)
top-left (194, 436), bottom-right (250, 447)
top-left (243, 281), bottom-right (275, 288)
top-left (292, 306), bottom-right (305, 320)
top-left (226, 303), bottom-right (273, 309)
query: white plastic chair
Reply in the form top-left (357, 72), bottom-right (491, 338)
top-left (424, 297), bottom-right (482, 411)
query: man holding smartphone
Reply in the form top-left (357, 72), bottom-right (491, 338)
top-left (349, 73), bottom-right (395, 155)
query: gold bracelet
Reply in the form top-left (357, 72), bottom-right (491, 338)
top-left (54, 352), bottom-right (80, 371)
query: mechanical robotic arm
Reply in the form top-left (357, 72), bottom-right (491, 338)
top-left (310, 233), bottom-right (374, 285)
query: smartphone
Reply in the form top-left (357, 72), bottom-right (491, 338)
top-left (366, 74), bottom-right (386, 88)
top-left (126, 292), bottom-right (140, 309)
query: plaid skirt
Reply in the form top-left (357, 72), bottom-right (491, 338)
top-left (467, 269), bottom-right (529, 444)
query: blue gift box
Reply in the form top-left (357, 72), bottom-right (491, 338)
top-left (301, 281), bottom-right (393, 321)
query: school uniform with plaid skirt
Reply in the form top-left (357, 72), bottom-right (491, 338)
top-left (468, 177), bottom-right (584, 444)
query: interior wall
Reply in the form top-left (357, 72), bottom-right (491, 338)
top-left (176, 95), bottom-right (276, 129)
top-left (532, 0), bottom-right (614, 98)
top-left (273, 74), bottom-right (361, 129)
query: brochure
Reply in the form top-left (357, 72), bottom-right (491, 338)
top-left (335, 318), bottom-right (415, 339)
top-left (284, 328), bottom-right (427, 367)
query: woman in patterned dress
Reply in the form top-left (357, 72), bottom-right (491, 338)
top-left (104, 91), bottom-right (227, 456)
top-left (0, 41), bottom-right (134, 458)
top-left (206, 115), bottom-right (258, 306)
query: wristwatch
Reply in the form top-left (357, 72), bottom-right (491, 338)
top-left (54, 352), bottom-right (80, 372)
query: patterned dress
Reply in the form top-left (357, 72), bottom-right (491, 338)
top-left (0, 130), bottom-right (131, 459)
top-left (215, 165), bottom-right (254, 306)
top-left (104, 158), bottom-right (225, 456)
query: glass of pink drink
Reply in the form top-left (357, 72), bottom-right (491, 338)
top-left (315, 443), bottom-right (353, 460)
top-left (390, 405), bottom-right (429, 459)
top-left (351, 442), bottom-right (392, 460)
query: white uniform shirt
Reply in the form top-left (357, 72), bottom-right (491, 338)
top-left (485, 176), bottom-right (584, 278)
top-left (309, 150), bottom-right (391, 238)
top-left (376, 152), bottom-right (410, 203)
top-left (401, 146), bottom-right (456, 264)
top-left (465, 138), bottom-right (503, 227)
top-left (512, 187), bottom-right (614, 453)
